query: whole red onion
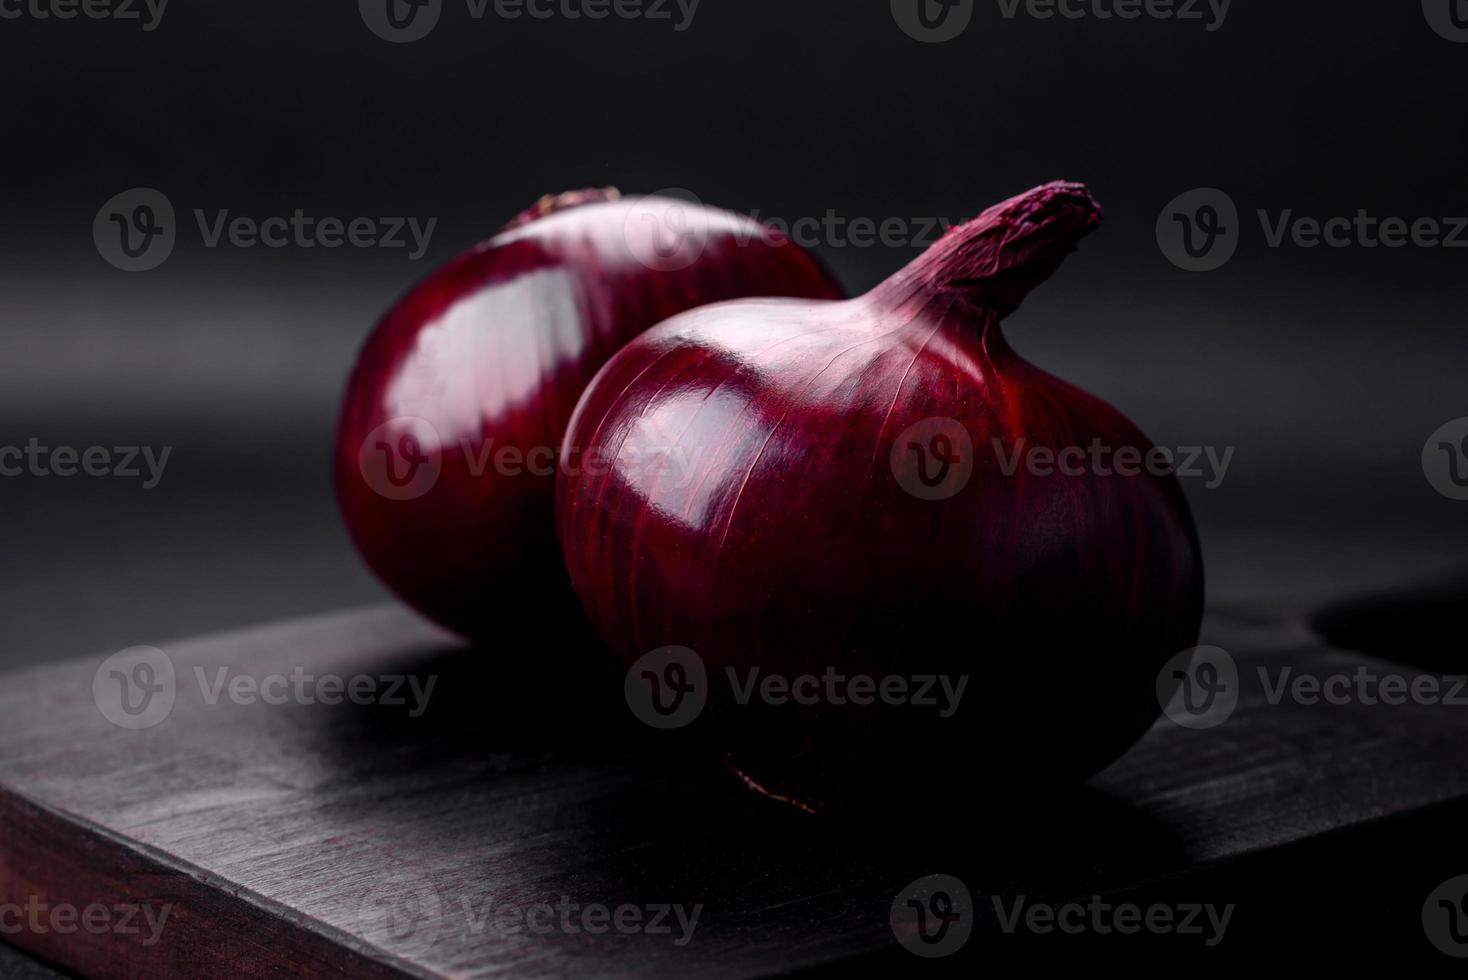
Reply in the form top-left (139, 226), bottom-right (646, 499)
top-left (335, 189), bottom-right (843, 640)
top-left (557, 182), bottom-right (1203, 813)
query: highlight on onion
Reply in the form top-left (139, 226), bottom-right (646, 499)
top-left (335, 188), bottom-right (844, 640)
top-left (557, 182), bottom-right (1204, 813)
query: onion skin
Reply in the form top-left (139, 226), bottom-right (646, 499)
top-left (335, 189), bottom-right (844, 640)
top-left (557, 182), bottom-right (1204, 813)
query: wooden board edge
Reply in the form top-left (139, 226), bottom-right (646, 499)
top-left (0, 786), bottom-right (430, 980)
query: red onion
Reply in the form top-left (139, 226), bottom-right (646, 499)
top-left (335, 188), bottom-right (843, 640)
top-left (557, 182), bottom-right (1203, 813)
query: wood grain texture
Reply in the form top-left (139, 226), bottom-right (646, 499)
top-left (1, 601), bottom-right (1467, 976)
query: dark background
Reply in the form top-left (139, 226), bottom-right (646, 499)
top-left (3, 3), bottom-right (1466, 669)
top-left (1, 2), bottom-right (1467, 975)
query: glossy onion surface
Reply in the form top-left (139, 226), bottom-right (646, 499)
top-left (336, 189), bottom-right (844, 640)
top-left (557, 183), bottom-right (1204, 813)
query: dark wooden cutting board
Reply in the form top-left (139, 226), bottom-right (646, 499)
top-left (3, 598), bottom-right (1467, 977)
